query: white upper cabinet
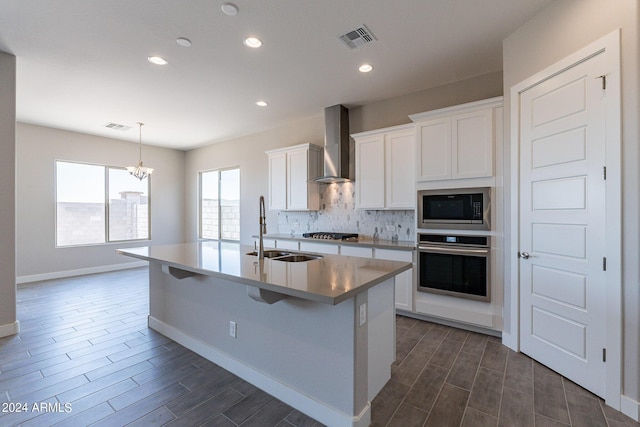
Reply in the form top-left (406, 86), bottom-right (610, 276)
top-left (266, 143), bottom-right (322, 211)
top-left (410, 97), bottom-right (502, 182)
top-left (268, 151), bottom-right (287, 210)
top-left (353, 124), bottom-right (415, 210)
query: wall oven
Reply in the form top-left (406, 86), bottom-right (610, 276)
top-left (417, 234), bottom-right (490, 302)
top-left (417, 187), bottom-right (490, 230)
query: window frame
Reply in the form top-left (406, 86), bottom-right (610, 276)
top-left (198, 166), bottom-right (240, 242)
top-left (55, 160), bottom-right (152, 247)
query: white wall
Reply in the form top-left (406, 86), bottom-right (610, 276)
top-left (503, 0), bottom-right (639, 406)
top-left (0, 51), bottom-right (17, 337)
top-left (16, 123), bottom-right (186, 281)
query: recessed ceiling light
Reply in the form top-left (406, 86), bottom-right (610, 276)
top-left (176, 37), bottom-right (192, 47)
top-left (221, 3), bottom-right (239, 16)
top-left (244, 37), bottom-right (262, 48)
top-left (256, 100), bottom-right (268, 107)
top-left (359, 64), bottom-right (373, 73)
top-left (148, 56), bottom-right (168, 65)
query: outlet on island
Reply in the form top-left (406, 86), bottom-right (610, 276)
top-left (359, 303), bottom-right (367, 326)
top-left (229, 320), bottom-right (237, 338)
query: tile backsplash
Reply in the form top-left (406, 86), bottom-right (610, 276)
top-left (277, 182), bottom-right (415, 241)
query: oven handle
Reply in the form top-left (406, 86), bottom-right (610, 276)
top-left (418, 245), bottom-right (489, 257)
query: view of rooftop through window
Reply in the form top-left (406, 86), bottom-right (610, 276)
top-left (200, 168), bottom-right (240, 241)
top-left (56, 161), bottom-right (150, 246)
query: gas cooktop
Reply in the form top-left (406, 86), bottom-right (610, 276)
top-left (303, 232), bottom-right (359, 241)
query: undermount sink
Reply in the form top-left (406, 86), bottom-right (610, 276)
top-left (246, 250), bottom-right (322, 262)
top-left (245, 250), bottom-right (291, 258)
top-left (274, 254), bottom-right (323, 262)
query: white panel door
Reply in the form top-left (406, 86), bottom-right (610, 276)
top-left (519, 51), bottom-right (607, 396)
top-left (416, 118), bottom-right (450, 181)
top-left (268, 152), bottom-right (287, 210)
top-left (452, 109), bottom-right (493, 178)
top-left (287, 148), bottom-right (308, 210)
top-left (385, 130), bottom-right (415, 209)
top-left (355, 136), bottom-right (385, 209)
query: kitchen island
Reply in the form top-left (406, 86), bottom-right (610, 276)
top-left (117, 241), bottom-right (411, 427)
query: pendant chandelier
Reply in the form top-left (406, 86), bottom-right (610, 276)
top-left (126, 122), bottom-right (154, 180)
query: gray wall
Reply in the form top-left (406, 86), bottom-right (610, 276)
top-left (0, 51), bottom-right (16, 336)
top-left (350, 71), bottom-right (503, 134)
top-left (16, 123), bottom-right (186, 280)
top-left (184, 72), bottom-right (503, 245)
top-left (502, 0), bottom-right (639, 404)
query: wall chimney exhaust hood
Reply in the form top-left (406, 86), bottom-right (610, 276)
top-left (313, 105), bottom-right (352, 183)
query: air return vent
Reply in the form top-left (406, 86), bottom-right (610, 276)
top-left (104, 122), bottom-right (132, 131)
top-left (338, 25), bottom-right (376, 50)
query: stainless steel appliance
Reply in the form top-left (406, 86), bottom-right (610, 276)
top-left (417, 187), bottom-right (490, 230)
top-left (417, 233), bottom-right (490, 302)
top-left (312, 105), bottom-right (353, 183)
top-left (303, 232), bottom-right (358, 240)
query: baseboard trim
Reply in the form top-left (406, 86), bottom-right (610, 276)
top-left (396, 309), bottom-right (501, 337)
top-left (0, 321), bottom-right (20, 338)
top-left (621, 395), bottom-right (640, 422)
top-left (16, 261), bottom-right (148, 284)
top-left (148, 316), bottom-right (371, 427)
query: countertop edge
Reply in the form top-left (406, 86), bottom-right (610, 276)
top-left (116, 247), bottom-right (411, 306)
top-left (253, 234), bottom-right (416, 251)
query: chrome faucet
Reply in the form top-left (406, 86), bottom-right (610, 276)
top-left (258, 196), bottom-right (267, 259)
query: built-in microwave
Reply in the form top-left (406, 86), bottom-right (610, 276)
top-left (417, 187), bottom-right (490, 230)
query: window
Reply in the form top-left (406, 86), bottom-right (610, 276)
top-left (200, 168), bottom-right (240, 241)
top-left (56, 161), bottom-right (150, 247)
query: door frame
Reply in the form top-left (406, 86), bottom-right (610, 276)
top-left (506, 29), bottom-right (622, 408)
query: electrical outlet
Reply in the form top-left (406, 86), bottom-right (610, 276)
top-left (385, 225), bottom-right (396, 232)
top-left (229, 321), bottom-right (237, 338)
top-left (359, 303), bottom-right (367, 326)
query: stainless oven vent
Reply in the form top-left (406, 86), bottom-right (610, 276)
top-left (338, 25), bottom-right (376, 50)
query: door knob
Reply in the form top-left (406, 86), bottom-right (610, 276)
top-left (518, 251), bottom-right (531, 259)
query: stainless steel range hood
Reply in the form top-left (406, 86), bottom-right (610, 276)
top-left (313, 105), bottom-right (352, 183)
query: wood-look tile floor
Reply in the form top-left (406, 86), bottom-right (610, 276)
top-left (0, 268), bottom-right (637, 427)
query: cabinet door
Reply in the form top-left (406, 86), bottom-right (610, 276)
top-left (276, 240), bottom-right (299, 251)
top-left (452, 109), bottom-right (493, 179)
top-left (356, 136), bottom-right (385, 209)
top-left (340, 245), bottom-right (373, 258)
top-left (268, 152), bottom-right (287, 210)
top-left (287, 148), bottom-right (309, 210)
top-left (299, 241), bottom-right (339, 255)
top-left (375, 249), bottom-right (414, 311)
top-left (386, 130), bottom-right (415, 208)
top-left (416, 118), bottom-right (451, 181)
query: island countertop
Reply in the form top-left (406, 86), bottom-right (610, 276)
top-left (117, 241), bottom-right (411, 305)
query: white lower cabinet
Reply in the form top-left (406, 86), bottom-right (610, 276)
top-left (340, 246), bottom-right (373, 258)
top-left (298, 241), bottom-right (340, 255)
top-left (374, 249), bottom-right (414, 312)
top-left (276, 240), bottom-right (299, 251)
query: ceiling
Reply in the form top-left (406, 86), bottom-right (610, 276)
top-left (0, 0), bottom-right (552, 150)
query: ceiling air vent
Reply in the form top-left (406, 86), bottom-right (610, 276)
top-left (338, 25), bottom-right (376, 50)
top-left (104, 122), bottom-right (132, 131)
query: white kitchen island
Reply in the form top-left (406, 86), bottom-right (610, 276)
top-left (117, 241), bottom-right (411, 427)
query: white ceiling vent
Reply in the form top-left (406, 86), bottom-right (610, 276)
top-left (338, 25), bottom-right (376, 50)
top-left (104, 122), bottom-right (132, 131)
